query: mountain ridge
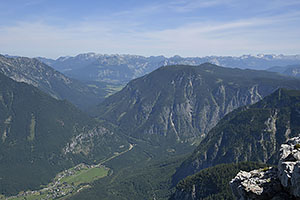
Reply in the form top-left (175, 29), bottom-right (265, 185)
top-left (37, 53), bottom-right (300, 85)
top-left (267, 64), bottom-right (300, 78)
top-left (173, 88), bottom-right (300, 184)
top-left (0, 54), bottom-right (107, 110)
top-left (0, 71), bottom-right (128, 195)
top-left (95, 63), bottom-right (300, 144)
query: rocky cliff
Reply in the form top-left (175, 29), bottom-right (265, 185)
top-left (170, 162), bottom-right (268, 200)
top-left (230, 136), bottom-right (300, 200)
top-left (97, 64), bottom-right (300, 144)
top-left (173, 89), bottom-right (300, 184)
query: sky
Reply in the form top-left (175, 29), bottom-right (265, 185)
top-left (0, 0), bottom-right (300, 58)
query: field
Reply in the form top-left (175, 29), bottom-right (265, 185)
top-left (6, 166), bottom-right (109, 200)
top-left (4, 143), bottom-right (135, 200)
top-left (60, 166), bottom-right (109, 186)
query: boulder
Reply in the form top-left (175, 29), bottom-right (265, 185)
top-left (231, 135), bottom-right (300, 200)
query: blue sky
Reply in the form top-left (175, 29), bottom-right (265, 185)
top-left (0, 0), bottom-right (300, 58)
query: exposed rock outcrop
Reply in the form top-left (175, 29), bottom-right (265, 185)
top-left (173, 88), bottom-right (300, 185)
top-left (278, 137), bottom-right (300, 198)
top-left (230, 136), bottom-right (300, 200)
top-left (169, 162), bottom-right (268, 200)
top-left (97, 64), bottom-right (300, 145)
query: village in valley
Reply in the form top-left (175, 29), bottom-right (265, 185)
top-left (4, 163), bottom-right (109, 200)
top-left (2, 143), bottom-right (135, 200)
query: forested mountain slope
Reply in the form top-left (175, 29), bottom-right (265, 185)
top-left (173, 89), bottom-right (300, 184)
top-left (0, 72), bottom-right (128, 195)
top-left (0, 55), bottom-right (106, 110)
top-left (96, 63), bottom-right (300, 144)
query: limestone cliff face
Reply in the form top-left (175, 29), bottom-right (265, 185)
top-left (97, 64), bottom-right (300, 143)
top-left (230, 136), bottom-right (300, 200)
top-left (171, 186), bottom-right (197, 200)
top-left (170, 136), bottom-right (300, 200)
top-left (173, 89), bottom-right (300, 185)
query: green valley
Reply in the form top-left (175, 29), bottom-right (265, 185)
top-left (68, 65), bottom-right (300, 200)
top-left (2, 61), bottom-right (300, 200)
top-left (4, 164), bottom-right (109, 200)
top-left (3, 142), bottom-right (135, 200)
top-left (2, 0), bottom-right (300, 198)
top-left (0, 72), bottom-right (129, 195)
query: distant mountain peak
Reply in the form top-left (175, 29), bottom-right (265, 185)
top-left (96, 63), bottom-right (300, 145)
top-left (0, 54), bottom-right (107, 110)
top-left (36, 53), bottom-right (300, 85)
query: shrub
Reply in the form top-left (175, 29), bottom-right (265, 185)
top-left (294, 144), bottom-right (300, 149)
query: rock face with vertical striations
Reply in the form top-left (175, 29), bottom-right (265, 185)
top-left (277, 136), bottom-right (300, 198)
top-left (97, 63), bottom-right (300, 142)
top-left (230, 135), bottom-right (300, 200)
top-left (173, 88), bottom-right (300, 185)
top-left (96, 63), bottom-right (300, 144)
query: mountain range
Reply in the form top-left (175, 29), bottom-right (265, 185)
top-left (173, 88), bottom-right (300, 186)
top-left (267, 64), bottom-right (300, 78)
top-left (2, 52), bottom-right (300, 199)
top-left (0, 55), bottom-right (107, 110)
top-left (70, 88), bottom-right (300, 200)
top-left (0, 71), bottom-right (128, 195)
top-left (37, 53), bottom-right (300, 85)
top-left (96, 63), bottom-right (300, 144)
top-left (69, 63), bottom-right (300, 199)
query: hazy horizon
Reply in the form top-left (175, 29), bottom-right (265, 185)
top-left (4, 52), bottom-right (300, 60)
top-left (0, 0), bottom-right (300, 58)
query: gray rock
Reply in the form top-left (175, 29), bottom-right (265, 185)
top-left (278, 136), bottom-right (300, 197)
top-left (231, 135), bottom-right (300, 200)
top-left (230, 167), bottom-right (282, 200)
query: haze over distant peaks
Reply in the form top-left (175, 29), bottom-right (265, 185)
top-left (37, 53), bottom-right (300, 85)
top-left (0, 55), bottom-right (107, 110)
top-left (267, 64), bottom-right (300, 78)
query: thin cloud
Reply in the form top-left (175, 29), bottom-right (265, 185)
top-left (24, 0), bottom-right (46, 6)
top-left (0, 1), bottom-right (299, 58)
top-left (168, 0), bottom-right (232, 12)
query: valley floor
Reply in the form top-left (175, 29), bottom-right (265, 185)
top-left (2, 144), bottom-right (135, 200)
